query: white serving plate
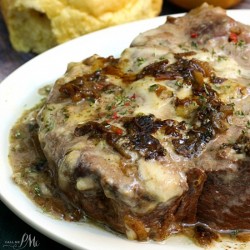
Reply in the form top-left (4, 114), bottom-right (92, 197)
top-left (0, 10), bottom-right (250, 250)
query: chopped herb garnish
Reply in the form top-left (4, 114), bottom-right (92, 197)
top-left (34, 184), bottom-right (41, 196)
top-left (44, 119), bottom-right (54, 132)
top-left (217, 55), bottom-right (228, 62)
top-left (199, 95), bottom-right (207, 103)
top-left (235, 110), bottom-right (245, 117)
top-left (149, 84), bottom-right (159, 92)
top-left (62, 107), bottom-right (70, 119)
top-left (246, 121), bottom-right (250, 129)
top-left (136, 57), bottom-right (146, 67)
top-left (47, 107), bottom-right (54, 111)
top-left (175, 80), bottom-right (183, 87)
top-left (235, 40), bottom-right (246, 48)
top-left (178, 43), bottom-right (188, 51)
top-left (106, 103), bottom-right (114, 111)
top-left (203, 84), bottom-right (209, 95)
top-left (86, 97), bottom-right (95, 106)
top-left (228, 102), bottom-right (235, 107)
top-left (191, 41), bottom-right (198, 49)
top-left (211, 49), bottom-right (216, 56)
top-left (242, 129), bottom-right (247, 135)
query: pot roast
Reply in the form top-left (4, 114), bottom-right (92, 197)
top-left (36, 4), bottom-right (250, 243)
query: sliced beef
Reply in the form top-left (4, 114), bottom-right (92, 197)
top-left (197, 162), bottom-right (250, 230)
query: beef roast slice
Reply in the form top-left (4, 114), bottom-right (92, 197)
top-left (37, 4), bottom-right (250, 241)
top-left (197, 161), bottom-right (250, 230)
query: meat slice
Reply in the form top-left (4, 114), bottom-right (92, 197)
top-left (197, 161), bottom-right (250, 230)
top-left (37, 4), bottom-right (250, 243)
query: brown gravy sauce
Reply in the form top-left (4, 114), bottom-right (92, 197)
top-left (9, 98), bottom-right (83, 221)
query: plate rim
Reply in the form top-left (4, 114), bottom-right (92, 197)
top-left (1, 10), bottom-right (250, 250)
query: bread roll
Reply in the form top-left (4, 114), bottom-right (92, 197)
top-left (0, 0), bottom-right (163, 53)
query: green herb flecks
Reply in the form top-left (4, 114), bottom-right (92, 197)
top-left (34, 184), bottom-right (41, 197)
top-left (246, 121), bottom-right (250, 129)
top-left (217, 55), bottom-right (228, 62)
top-left (235, 40), bottom-right (246, 48)
top-left (136, 57), bottom-right (146, 67)
top-left (149, 84), bottom-right (159, 92)
top-left (235, 110), bottom-right (245, 117)
top-left (191, 41), bottom-right (198, 49)
top-left (175, 80), bottom-right (183, 87)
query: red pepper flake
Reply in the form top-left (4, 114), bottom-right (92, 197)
top-left (112, 112), bottom-right (119, 119)
top-left (229, 32), bottom-right (238, 43)
top-left (124, 102), bottom-right (130, 106)
top-left (111, 126), bottom-right (123, 135)
top-left (131, 94), bottom-right (136, 99)
top-left (190, 32), bottom-right (199, 39)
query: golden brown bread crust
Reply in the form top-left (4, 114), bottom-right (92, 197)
top-left (0, 0), bottom-right (163, 53)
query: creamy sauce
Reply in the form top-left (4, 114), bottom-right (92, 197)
top-left (7, 5), bottom-right (250, 246)
top-left (9, 93), bottom-right (83, 221)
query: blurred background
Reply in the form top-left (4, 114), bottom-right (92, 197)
top-left (0, 0), bottom-right (250, 249)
